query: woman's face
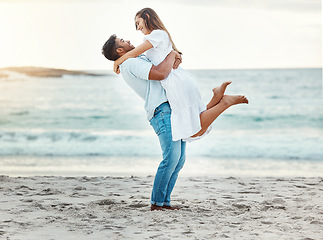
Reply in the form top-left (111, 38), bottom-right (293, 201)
top-left (135, 16), bottom-right (151, 35)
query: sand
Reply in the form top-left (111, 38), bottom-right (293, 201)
top-left (0, 175), bottom-right (322, 240)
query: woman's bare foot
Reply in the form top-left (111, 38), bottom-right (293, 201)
top-left (207, 81), bottom-right (232, 109)
top-left (213, 81), bottom-right (232, 97)
top-left (191, 94), bottom-right (248, 138)
top-left (221, 95), bottom-right (248, 106)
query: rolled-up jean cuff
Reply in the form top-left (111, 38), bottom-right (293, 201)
top-left (150, 201), bottom-right (164, 207)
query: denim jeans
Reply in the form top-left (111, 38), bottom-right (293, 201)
top-left (149, 102), bottom-right (186, 206)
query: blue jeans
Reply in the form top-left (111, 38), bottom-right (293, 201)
top-left (149, 102), bottom-right (186, 206)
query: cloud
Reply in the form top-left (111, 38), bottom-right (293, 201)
top-left (1, 0), bottom-right (320, 12)
top-left (150, 0), bottom-right (321, 13)
top-left (1, 0), bottom-right (320, 13)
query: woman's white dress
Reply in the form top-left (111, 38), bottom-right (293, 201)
top-left (144, 30), bottom-right (211, 142)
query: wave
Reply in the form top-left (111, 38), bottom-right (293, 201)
top-left (9, 111), bottom-right (29, 116)
top-left (0, 68), bottom-right (322, 162)
top-left (66, 115), bottom-right (111, 120)
top-left (0, 128), bottom-right (322, 161)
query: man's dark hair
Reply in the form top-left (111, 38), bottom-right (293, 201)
top-left (102, 34), bottom-right (120, 61)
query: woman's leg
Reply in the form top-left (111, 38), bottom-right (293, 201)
top-left (192, 95), bottom-right (248, 137)
top-left (206, 81), bottom-right (231, 110)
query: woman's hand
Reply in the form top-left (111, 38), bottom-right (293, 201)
top-left (173, 52), bottom-right (182, 69)
top-left (113, 62), bottom-right (120, 74)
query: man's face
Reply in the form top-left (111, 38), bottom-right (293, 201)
top-left (115, 38), bottom-right (135, 53)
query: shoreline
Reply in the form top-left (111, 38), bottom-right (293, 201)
top-left (0, 156), bottom-right (322, 178)
top-left (1, 175), bottom-right (322, 240)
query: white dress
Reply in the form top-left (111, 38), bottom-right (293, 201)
top-left (144, 30), bottom-right (211, 142)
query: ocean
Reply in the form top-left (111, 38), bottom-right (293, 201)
top-left (0, 68), bottom-right (322, 177)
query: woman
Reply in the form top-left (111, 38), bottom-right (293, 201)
top-left (114, 8), bottom-right (248, 142)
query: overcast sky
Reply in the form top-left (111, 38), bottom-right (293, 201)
top-left (0, 0), bottom-right (321, 70)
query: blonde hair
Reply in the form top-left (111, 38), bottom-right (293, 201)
top-left (135, 8), bottom-right (182, 54)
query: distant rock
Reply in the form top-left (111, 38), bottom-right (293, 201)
top-left (0, 71), bottom-right (8, 78)
top-left (1, 66), bottom-right (107, 78)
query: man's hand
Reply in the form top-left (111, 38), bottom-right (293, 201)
top-left (149, 50), bottom-right (178, 80)
top-left (173, 52), bottom-right (182, 69)
top-left (113, 62), bottom-right (120, 74)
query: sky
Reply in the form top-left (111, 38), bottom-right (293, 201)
top-left (0, 0), bottom-right (321, 70)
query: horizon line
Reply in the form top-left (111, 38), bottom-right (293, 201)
top-left (0, 65), bottom-right (322, 72)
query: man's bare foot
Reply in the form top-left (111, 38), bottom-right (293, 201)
top-left (221, 95), bottom-right (248, 106)
top-left (162, 205), bottom-right (181, 210)
top-left (150, 204), bottom-right (165, 211)
top-left (207, 81), bottom-right (232, 109)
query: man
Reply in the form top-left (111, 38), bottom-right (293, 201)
top-left (102, 34), bottom-right (183, 211)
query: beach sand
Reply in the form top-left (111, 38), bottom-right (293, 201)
top-left (0, 175), bottom-right (322, 240)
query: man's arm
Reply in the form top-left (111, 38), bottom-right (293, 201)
top-left (149, 51), bottom-right (180, 80)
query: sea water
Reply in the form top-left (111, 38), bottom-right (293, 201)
top-left (0, 68), bottom-right (322, 176)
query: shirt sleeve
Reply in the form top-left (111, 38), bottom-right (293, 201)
top-left (120, 57), bottom-right (152, 80)
top-left (144, 30), bottom-right (168, 49)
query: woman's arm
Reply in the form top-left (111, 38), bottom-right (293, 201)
top-left (114, 40), bottom-right (153, 73)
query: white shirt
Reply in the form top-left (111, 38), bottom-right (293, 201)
top-left (144, 29), bottom-right (172, 65)
top-left (119, 55), bottom-right (167, 120)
